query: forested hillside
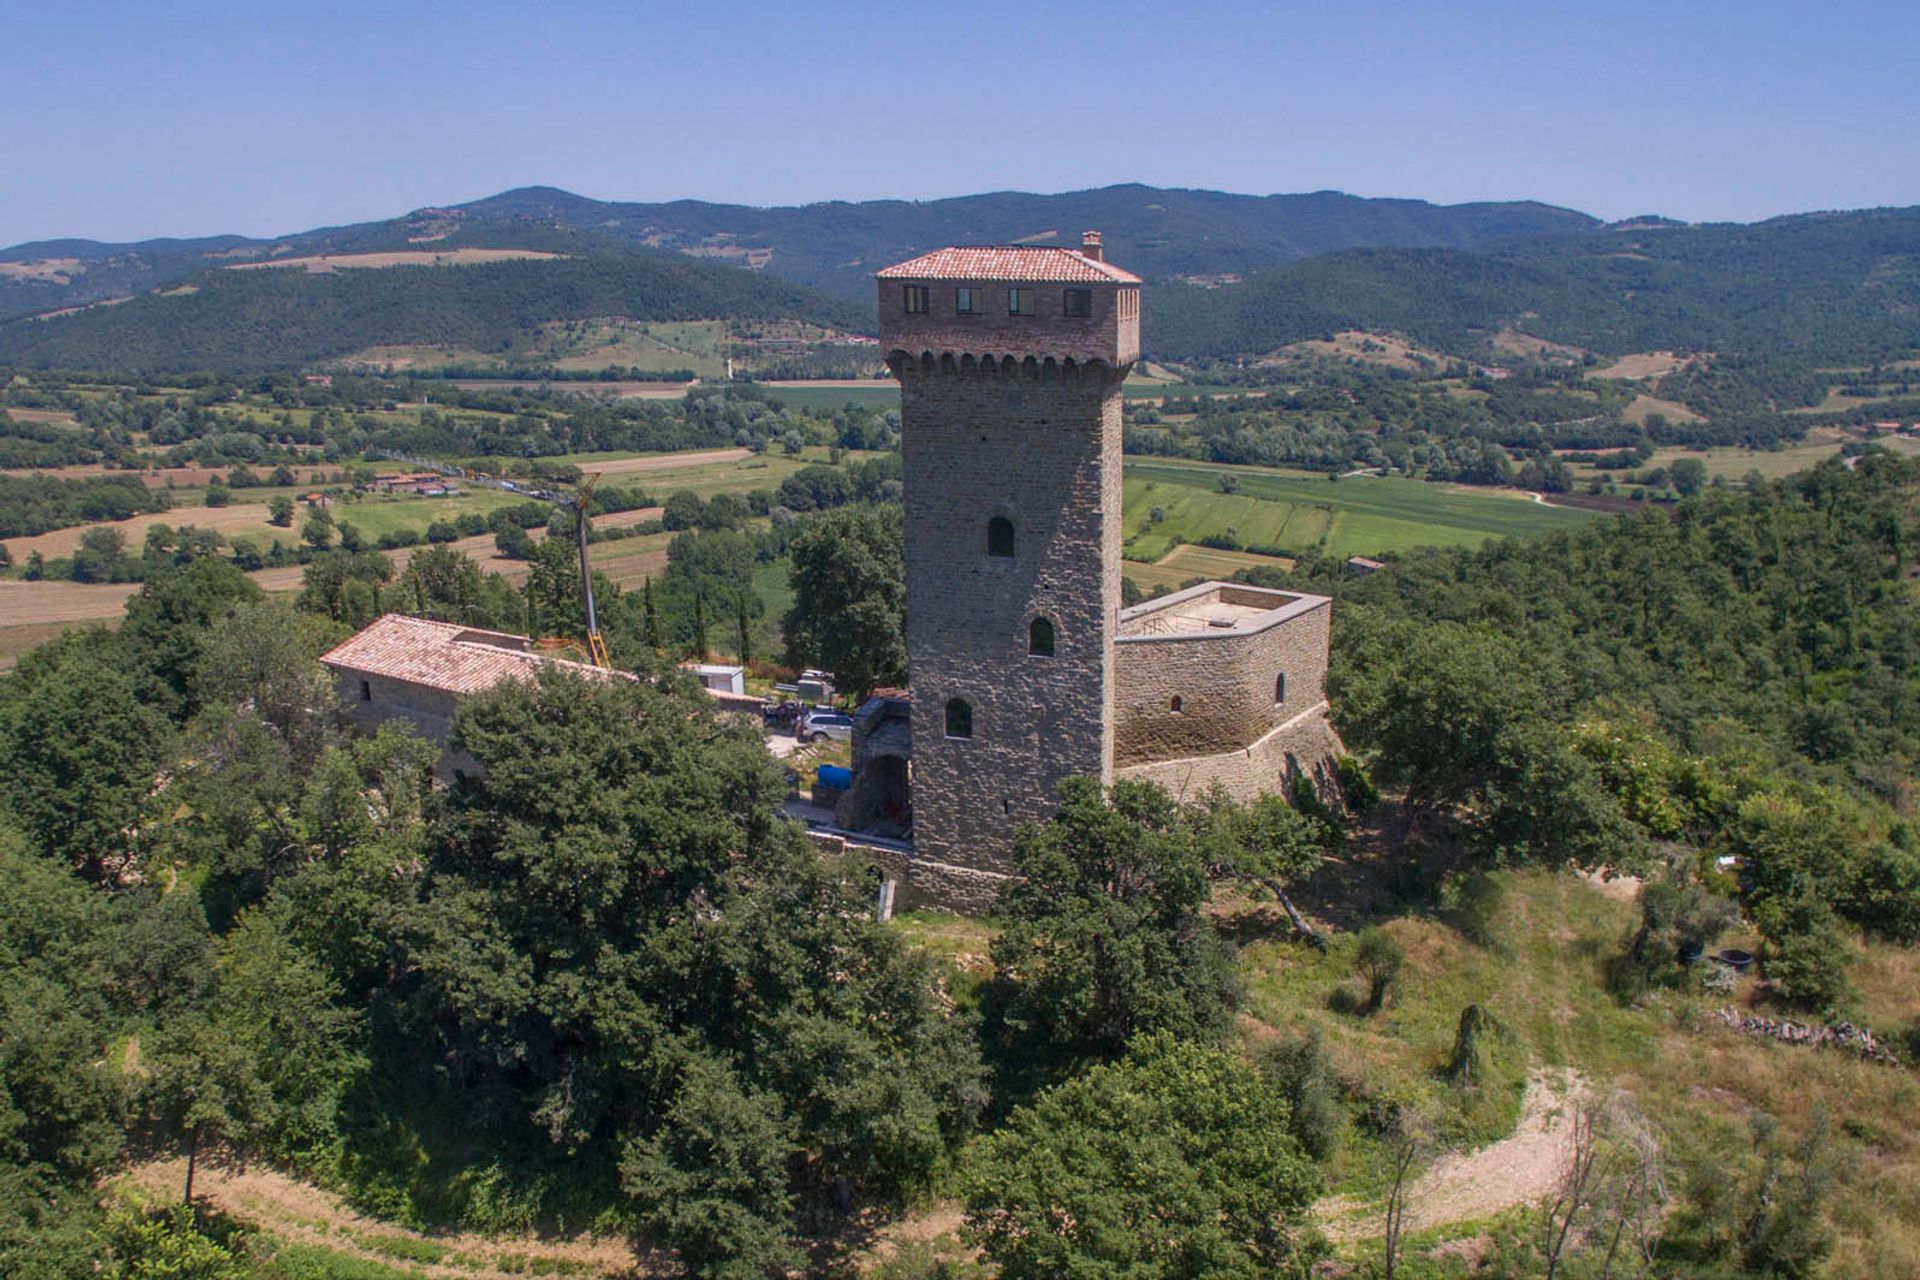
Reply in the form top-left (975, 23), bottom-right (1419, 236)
top-left (7, 199), bottom-right (1916, 378)
top-left (0, 183), bottom-right (1599, 318)
top-left (1150, 207), bottom-right (1920, 360)
top-left (0, 252), bottom-right (866, 373)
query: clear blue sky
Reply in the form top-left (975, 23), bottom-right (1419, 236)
top-left (4, 0), bottom-right (1916, 246)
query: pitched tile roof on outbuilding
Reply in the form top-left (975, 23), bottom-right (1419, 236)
top-left (319, 613), bottom-right (625, 696)
top-left (875, 246), bottom-right (1141, 284)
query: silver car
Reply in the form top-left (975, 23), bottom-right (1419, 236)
top-left (797, 711), bottom-right (854, 744)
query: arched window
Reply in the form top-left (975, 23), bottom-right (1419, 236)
top-left (1275, 672), bottom-right (1287, 704)
top-left (1170, 695), bottom-right (1184, 713)
top-left (945, 698), bottom-right (973, 739)
top-left (986, 516), bottom-right (1015, 558)
top-left (1028, 616), bottom-right (1055, 657)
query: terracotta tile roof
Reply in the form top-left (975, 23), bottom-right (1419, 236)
top-left (320, 614), bottom-right (626, 696)
top-left (876, 246), bottom-right (1141, 284)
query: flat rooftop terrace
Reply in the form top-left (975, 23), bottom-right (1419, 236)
top-left (1117, 581), bottom-right (1329, 641)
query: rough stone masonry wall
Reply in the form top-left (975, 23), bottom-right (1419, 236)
top-left (1115, 704), bottom-right (1344, 808)
top-left (331, 670), bottom-right (477, 781)
top-left (897, 355), bottom-right (1124, 873)
top-left (807, 831), bottom-right (1012, 916)
top-left (1114, 600), bottom-right (1330, 768)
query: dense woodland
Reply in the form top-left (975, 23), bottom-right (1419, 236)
top-left (0, 254), bottom-right (866, 374)
top-left (5, 449), bottom-right (1918, 1276)
top-left (1149, 208), bottom-right (1920, 364)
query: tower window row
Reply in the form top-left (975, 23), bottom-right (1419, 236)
top-left (903, 284), bottom-right (1096, 319)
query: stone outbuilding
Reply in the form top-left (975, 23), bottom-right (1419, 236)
top-left (318, 614), bottom-right (625, 778)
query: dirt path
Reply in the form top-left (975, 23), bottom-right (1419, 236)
top-left (1317, 1068), bottom-right (1588, 1242)
top-left (588, 448), bottom-right (751, 477)
top-left (126, 1158), bottom-right (652, 1279)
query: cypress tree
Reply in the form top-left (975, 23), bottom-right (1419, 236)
top-left (642, 577), bottom-right (663, 653)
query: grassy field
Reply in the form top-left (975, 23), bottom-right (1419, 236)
top-left (754, 384), bottom-right (900, 413)
top-left (543, 318), bottom-right (726, 375)
top-left (1121, 459), bottom-right (1595, 560)
top-left (1564, 437), bottom-right (1855, 486)
top-left (1620, 392), bottom-right (1704, 424)
top-left (1123, 543), bottom-right (1295, 593)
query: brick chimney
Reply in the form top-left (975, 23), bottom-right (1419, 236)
top-left (1081, 230), bottom-right (1103, 262)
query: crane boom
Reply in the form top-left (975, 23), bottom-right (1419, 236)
top-left (369, 451), bottom-right (611, 667)
top-left (574, 472), bottom-right (611, 668)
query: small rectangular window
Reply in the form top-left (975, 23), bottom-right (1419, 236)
top-left (903, 285), bottom-right (930, 314)
top-left (956, 286), bottom-right (979, 314)
top-left (1008, 287), bottom-right (1035, 316)
top-left (360, 680), bottom-right (372, 702)
top-left (1063, 288), bottom-right (1092, 318)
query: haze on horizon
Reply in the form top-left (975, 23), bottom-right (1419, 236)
top-left (4, 0), bottom-right (1917, 247)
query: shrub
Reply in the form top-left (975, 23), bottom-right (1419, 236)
top-left (1334, 754), bottom-right (1379, 810)
top-left (1447, 1004), bottom-right (1495, 1086)
top-left (1353, 927), bottom-right (1403, 1014)
top-left (1765, 923), bottom-right (1855, 1014)
top-left (1259, 1028), bottom-right (1342, 1160)
top-left (1442, 870), bottom-right (1508, 951)
top-left (1624, 874), bottom-right (1740, 992)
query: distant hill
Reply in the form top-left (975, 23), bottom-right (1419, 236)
top-left (1147, 207), bottom-right (1920, 360)
top-left (0, 250), bottom-right (867, 374)
top-left (5, 187), bottom-right (1915, 376)
top-left (0, 183), bottom-right (1601, 318)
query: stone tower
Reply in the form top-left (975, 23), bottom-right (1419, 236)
top-left (877, 233), bottom-right (1142, 871)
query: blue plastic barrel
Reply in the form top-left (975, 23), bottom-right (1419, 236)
top-left (815, 765), bottom-right (854, 791)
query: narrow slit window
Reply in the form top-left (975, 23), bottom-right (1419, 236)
top-left (986, 516), bottom-right (1015, 558)
top-left (903, 285), bottom-right (930, 314)
top-left (1008, 287), bottom-right (1035, 316)
top-left (1063, 288), bottom-right (1092, 318)
top-left (1029, 616), bottom-right (1055, 657)
top-left (945, 698), bottom-right (973, 740)
top-left (1275, 672), bottom-right (1287, 704)
top-left (360, 680), bottom-right (372, 702)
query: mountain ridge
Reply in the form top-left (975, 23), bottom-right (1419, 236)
top-left (0, 183), bottom-right (1604, 317)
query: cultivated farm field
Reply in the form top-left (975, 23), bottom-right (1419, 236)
top-left (1123, 543), bottom-right (1294, 593)
top-left (1121, 459), bottom-right (1595, 560)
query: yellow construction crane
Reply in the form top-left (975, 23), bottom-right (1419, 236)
top-left (571, 471), bottom-right (611, 669)
top-left (370, 451), bottom-right (611, 667)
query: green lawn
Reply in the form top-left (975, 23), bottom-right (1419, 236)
top-left (324, 490), bottom-right (527, 541)
top-left (1121, 460), bottom-right (1596, 559)
top-left (753, 384), bottom-right (900, 413)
